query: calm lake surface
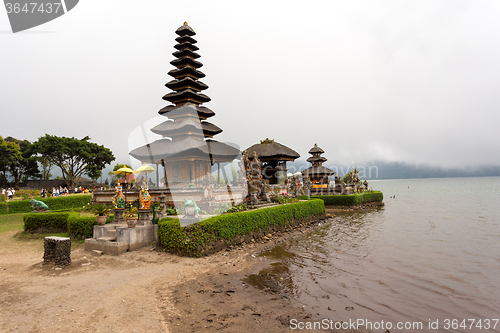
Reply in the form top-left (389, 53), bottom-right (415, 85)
top-left (256, 177), bottom-right (500, 332)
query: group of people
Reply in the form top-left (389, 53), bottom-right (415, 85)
top-left (1, 188), bottom-right (15, 200)
top-left (39, 186), bottom-right (89, 198)
top-left (2, 185), bottom-right (91, 200)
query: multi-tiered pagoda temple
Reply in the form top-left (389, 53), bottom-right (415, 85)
top-left (129, 22), bottom-right (240, 188)
top-left (302, 143), bottom-right (334, 192)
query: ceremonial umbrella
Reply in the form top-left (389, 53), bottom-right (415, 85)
top-left (134, 163), bottom-right (155, 189)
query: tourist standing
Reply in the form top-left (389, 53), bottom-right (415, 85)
top-left (41, 188), bottom-right (46, 198)
top-left (7, 188), bottom-right (13, 200)
top-left (52, 187), bottom-right (56, 197)
top-left (1, 188), bottom-right (5, 195)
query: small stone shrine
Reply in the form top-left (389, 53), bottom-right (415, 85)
top-left (244, 138), bottom-right (300, 186)
top-left (302, 144), bottom-right (335, 194)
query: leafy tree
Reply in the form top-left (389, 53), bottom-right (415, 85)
top-left (4, 137), bottom-right (40, 190)
top-left (0, 136), bottom-right (22, 188)
top-left (108, 163), bottom-right (132, 184)
top-left (39, 156), bottom-right (53, 180)
top-left (86, 165), bottom-right (102, 182)
top-left (33, 135), bottom-right (115, 189)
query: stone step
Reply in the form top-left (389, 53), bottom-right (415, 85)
top-left (96, 236), bottom-right (116, 242)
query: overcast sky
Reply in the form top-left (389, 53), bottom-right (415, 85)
top-left (1, 0), bottom-right (500, 174)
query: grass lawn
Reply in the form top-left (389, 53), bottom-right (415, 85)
top-left (0, 212), bottom-right (84, 245)
top-left (0, 213), bottom-right (25, 233)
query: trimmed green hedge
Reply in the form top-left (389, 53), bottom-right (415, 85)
top-left (23, 212), bottom-right (75, 233)
top-left (299, 191), bottom-right (383, 206)
top-left (41, 195), bottom-right (91, 211)
top-left (0, 203), bottom-right (7, 215)
top-left (22, 210), bottom-right (106, 239)
top-left (158, 199), bottom-right (325, 257)
top-left (0, 195), bottom-right (91, 215)
top-left (68, 215), bottom-right (97, 240)
top-left (8, 200), bottom-right (33, 214)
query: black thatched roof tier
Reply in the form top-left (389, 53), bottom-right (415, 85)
top-left (170, 57), bottom-right (203, 69)
top-left (302, 166), bottom-right (335, 177)
top-left (168, 66), bottom-right (205, 80)
top-left (306, 156), bottom-right (327, 163)
top-left (166, 77), bottom-right (208, 91)
top-left (174, 42), bottom-right (199, 52)
top-left (162, 89), bottom-right (210, 105)
top-left (158, 103), bottom-right (215, 119)
top-left (309, 144), bottom-right (324, 154)
top-left (175, 35), bottom-right (197, 44)
top-left (172, 49), bottom-right (200, 59)
top-left (129, 136), bottom-right (240, 164)
top-left (151, 118), bottom-right (222, 137)
top-left (245, 139), bottom-right (300, 162)
top-left (175, 23), bottom-right (196, 36)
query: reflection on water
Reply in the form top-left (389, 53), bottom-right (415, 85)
top-left (257, 177), bottom-right (500, 333)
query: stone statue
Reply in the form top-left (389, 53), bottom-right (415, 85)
top-left (184, 200), bottom-right (201, 217)
top-left (261, 179), bottom-right (271, 202)
top-left (114, 183), bottom-right (125, 209)
top-left (29, 199), bottom-right (49, 211)
top-left (303, 176), bottom-right (312, 197)
top-left (139, 188), bottom-right (151, 210)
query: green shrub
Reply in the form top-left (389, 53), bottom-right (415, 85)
top-left (67, 214), bottom-right (96, 239)
top-left (158, 199), bottom-right (325, 257)
top-left (8, 200), bottom-right (33, 214)
top-left (0, 194), bottom-right (6, 202)
top-left (2, 195), bottom-right (91, 214)
top-left (41, 195), bottom-right (91, 211)
top-left (0, 202), bottom-right (7, 215)
top-left (23, 212), bottom-right (72, 233)
top-left (299, 191), bottom-right (383, 206)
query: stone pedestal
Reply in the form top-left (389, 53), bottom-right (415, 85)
top-left (43, 236), bottom-right (71, 267)
top-left (113, 209), bottom-right (125, 223)
top-left (137, 209), bottom-right (151, 226)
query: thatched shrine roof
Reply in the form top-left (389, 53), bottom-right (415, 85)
top-left (174, 42), bottom-right (199, 52)
top-left (175, 35), bottom-right (197, 44)
top-left (168, 67), bottom-right (205, 80)
top-left (309, 143), bottom-right (324, 154)
top-left (244, 138), bottom-right (300, 162)
top-left (158, 103), bottom-right (215, 119)
top-left (163, 89), bottom-right (210, 105)
top-left (166, 77), bottom-right (208, 91)
top-left (302, 166), bottom-right (335, 177)
top-left (176, 22), bottom-right (196, 36)
top-left (170, 57), bottom-right (203, 69)
top-left (306, 156), bottom-right (327, 163)
top-left (151, 118), bottom-right (222, 137)
top-left (129, 136), bottom-right (240, 164)
top-left (173, 48), bottom-right (200, 59)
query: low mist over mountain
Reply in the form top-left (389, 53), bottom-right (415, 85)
top-left (287, 160), bottom-right (500, 180)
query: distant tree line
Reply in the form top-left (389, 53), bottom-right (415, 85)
top-left (0, 134), bottom-right (115, 190)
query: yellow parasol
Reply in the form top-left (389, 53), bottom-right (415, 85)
top-left (134, 163), bottom-right (155, 190)
top-left (134, 164), bottom-right (155, 175)
top-left (114, 167), bottom-right (134, 175)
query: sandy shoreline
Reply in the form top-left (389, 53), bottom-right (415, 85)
top-left (0, 207), bottom-right (377, 332)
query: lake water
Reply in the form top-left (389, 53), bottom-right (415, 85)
top-left (255, 177), bottom-right (500, 332)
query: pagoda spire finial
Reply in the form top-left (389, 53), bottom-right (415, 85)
top-left (184, 21), bottom-right (188, 25)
